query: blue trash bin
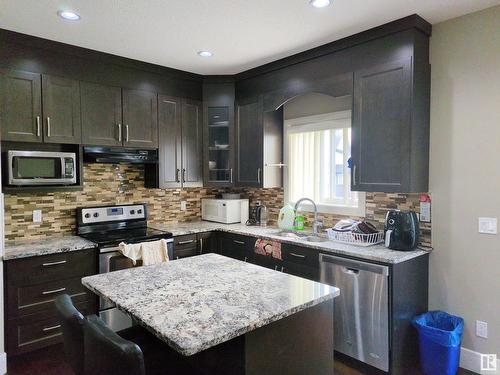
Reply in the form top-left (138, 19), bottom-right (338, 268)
top-left (412, 311), bottom-right (464, 375)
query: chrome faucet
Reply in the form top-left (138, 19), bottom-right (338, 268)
top-left (294, 198), bottom-right (323, 234)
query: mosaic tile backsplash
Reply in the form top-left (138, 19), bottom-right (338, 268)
top-left (4, 163), bottom-right (431, 247)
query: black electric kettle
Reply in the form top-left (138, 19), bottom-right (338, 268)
top-left (384, 210), bottom-right (419, 251)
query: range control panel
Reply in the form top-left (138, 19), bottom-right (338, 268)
top-left (80, 204), bottom-right (146, 224)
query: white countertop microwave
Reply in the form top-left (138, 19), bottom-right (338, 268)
top-left (202, 199), bottom-right (249, 224)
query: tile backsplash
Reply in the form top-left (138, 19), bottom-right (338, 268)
top-left (4, 163), bottom-right (431, 247)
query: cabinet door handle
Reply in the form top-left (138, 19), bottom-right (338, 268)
top-left (43, 324), bottom-right (61, 332)
top-left (125, 124), bottom-right (129, 142)
top-left (230, 168), bottom-right (233, 183)
top-left (178, 239), bottom-right (194, 245)
top-left (233, 240), bottom-right (245, 245)
top-left (36, 116), bottom-right (41, 137)
top-left (175, 168), bottom-right (180, 183)
top-left (46, 117), bottom-right (51, 137)
top-left (42, 287), bottom-right (66, 295)
top-left (118, 124), bottom-right (122, 142)
top-left (289, 252), bottom-right (306, 259)
top-left (281, 266), bottom-right (285, 272)
top-left (42, 260), bottom-right (67, 267)
top-left (353, 165), bottom-right (357, 186)
top-left (182, 168), bottom-right (186, 183)
top-left (199, 238), bottom-right (203, 254)
top-left (244, 257), bottom-right (248, 262)
top-left (257, 168), bottom-right (261, 184)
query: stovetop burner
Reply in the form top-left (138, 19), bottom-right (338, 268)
top-left (80, 227), bottom-right (171, 247)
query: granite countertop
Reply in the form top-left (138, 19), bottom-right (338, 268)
top-left (3, 236), bottom-right (97, 260)
top-left (82, 253), bottom-right (339, 356)
top-left (152, 222), bottom-right (429, 264)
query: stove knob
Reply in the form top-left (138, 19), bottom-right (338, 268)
top-left (130, 210), bottom-right (135, 215)
top-left (93, 212), bottom-right (99, 218)
top-left (84, 213), bottom-right (91, 219)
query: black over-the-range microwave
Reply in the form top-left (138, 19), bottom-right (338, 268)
top-left (6, 150), bottom-right (77, 186)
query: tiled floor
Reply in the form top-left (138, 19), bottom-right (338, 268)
top-left (7, 343), bottom-right (476, 375)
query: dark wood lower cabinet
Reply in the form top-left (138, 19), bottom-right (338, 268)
top-left (4, 249), bottom-right (98, 356)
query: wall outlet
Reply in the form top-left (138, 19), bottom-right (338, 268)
top-left (180, 201), bottom-right (187, 211)
top-left (478, 217), bottom-right (497, 234)
top-left (33, 210), bottom-right (42, 223)
top-left (476, 320), bottom-right (488, 339)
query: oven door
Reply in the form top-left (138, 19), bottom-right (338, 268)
top-left (8, 150), bottom-right (76, 185)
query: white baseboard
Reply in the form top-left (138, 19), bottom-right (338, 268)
top-left (0, 352), bottom-right (5, 375)
top-left (461, 347), bottom-right (499, 374)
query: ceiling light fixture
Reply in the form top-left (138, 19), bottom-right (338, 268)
top-left (197, 51), bottom-right (213, 58)
top-left (58, 10), bottom-right (81, 21)
top-left (309, 0), bottom-right (331, 8)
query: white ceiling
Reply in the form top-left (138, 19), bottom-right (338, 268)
top-left (0, 0), bottom-right (499, 75)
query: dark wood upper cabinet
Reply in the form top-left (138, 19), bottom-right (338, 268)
top-left (235, 96), bottom-right (264, 187)
top-left (181, 99), bottom-right (203, 187)
top-left (122, 89), bottom-right (158, 149)
top-left (158, 95), bottom-right (182, 188)
top-left (235, 96), bottom-right (284, 188)
top-left (351, 58), bottom-right (428, 192)
top-left (157, 96), bottom-right (202, 188)
top-left (41, 75), bottom-right (81, 144)
top-left (0, 69), bottom-right (42, 143)
top-left (81, 82), bottom-right (122, 147)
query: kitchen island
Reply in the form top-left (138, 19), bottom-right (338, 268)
top-left (82, 253), bottom-right (340, 375)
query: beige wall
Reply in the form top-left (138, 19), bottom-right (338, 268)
top-left (429, 5), bottom-right (500, 356)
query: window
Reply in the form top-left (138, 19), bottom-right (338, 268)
top-left (284, 111), bottom-right (365, 216)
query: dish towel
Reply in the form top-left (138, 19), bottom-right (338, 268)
top-left (254, 239), bottom-right (282, 261)
top-left (119, 239), bottom-right (170, 266)
top-left (141, 239), bottom-right (170, 266)
top-left (118, 242), bottom-right (142, 265)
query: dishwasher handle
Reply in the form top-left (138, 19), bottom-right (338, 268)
top-left (319, 253), bottom-right (389, 276)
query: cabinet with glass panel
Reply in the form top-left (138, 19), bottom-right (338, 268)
top-left (203, 81), bottom-right (235, 187)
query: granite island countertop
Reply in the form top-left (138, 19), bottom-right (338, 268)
top-left (151, 221), bottom-right (429, 264)
top-left (3, 235), bottom-right (97, 260)
top-left (82, 253), bottom-right (339, 356)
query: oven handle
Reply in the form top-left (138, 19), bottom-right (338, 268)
top-left (99, 238), bottom-right (173, 254)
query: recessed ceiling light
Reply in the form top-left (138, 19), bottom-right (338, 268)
top-left (197, 51), bottom-right (213, 58)
top-left (309, 0), bottom-right (331, 8)
top-left (58, 10), bottom-right (81, 21)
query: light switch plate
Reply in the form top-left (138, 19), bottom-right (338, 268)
top-left (476, 320), bottom-right (488, 339)
top-left (180, 201), bottom-right (187, 211)
top-left (33, 210), bottom-right (42, 223)
top-left (478, 217), bottom-right (497, 235)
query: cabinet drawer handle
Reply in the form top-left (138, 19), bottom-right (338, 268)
top-left (42, 260), bottom-right (67, 267)
top-left (42, 324), bottom-right (61, 332)
top-left (233, 240), bottom-right (245, 245)
top-left (36, 116), bottom-right (41, 137)
top-left (177, 240), bottom-right (194, 245)
top-left (289, 252), bottom-right (306, 259)
top-left (42, 287), bottom-right (66, 295)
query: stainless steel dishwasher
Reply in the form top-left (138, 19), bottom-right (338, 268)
top-left (319, 253), bottom-right (389, 372)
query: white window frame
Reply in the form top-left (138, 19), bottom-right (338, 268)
top-left (284, 111), bottom-right (366, 217)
